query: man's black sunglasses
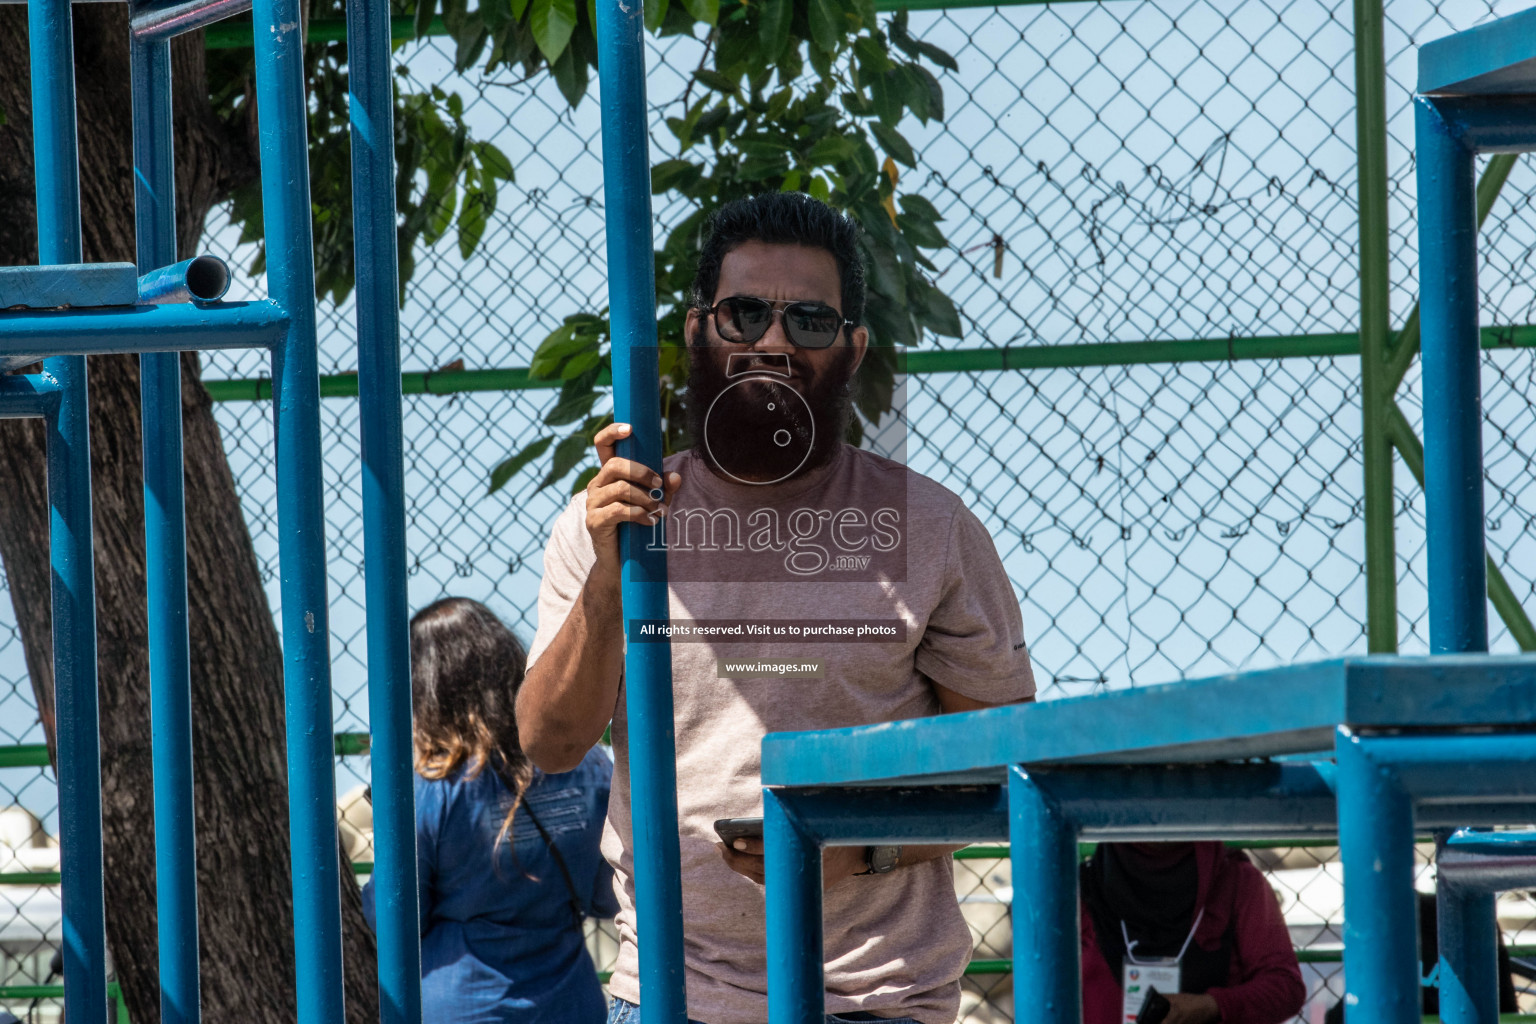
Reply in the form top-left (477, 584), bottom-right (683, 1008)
top-left (702, 295), bottom-right (854, 350)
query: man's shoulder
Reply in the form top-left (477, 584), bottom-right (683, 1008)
top-left (840, 446), bottom-right (967, 518)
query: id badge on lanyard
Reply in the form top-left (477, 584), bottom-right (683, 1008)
top-left (1120, 909), bottom-right (1203, 1023)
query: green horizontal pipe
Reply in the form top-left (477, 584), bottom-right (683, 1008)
top-left (201, 366), bottom-right (568, 402)
top-left (0, 734), bottom-right (371, 767)
top-left (200, 326), bottom-right (1536, 404)
top-left (0, 744), bottom-right (49, 769)
top-left (0, 982), bottom-right (121, 1000)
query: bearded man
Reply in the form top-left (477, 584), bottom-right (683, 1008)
top-left (517, 192), bottom-right (1036, 1024)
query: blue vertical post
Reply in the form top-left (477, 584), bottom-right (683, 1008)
top-left (131, 33), bottom-right (202, 1024)
top-left (1009, 767), bottom-right (1079, 1024)
top-left (1438, 881), bottom-right (1498, 1024)
top-left (28, 0), bottom-right (109, 1021)
top-left (250, 0), bottom-right (346, 1020)
top-left (593, 0), bottom-right (686, 1018)
top-left (1415, 97), bottom-right (1487, 655)
top-left (764, 791), bottom-right (823, 1024)
top-left (1336, 730), bottom-right (1419, 1024)
top-left (347, 0), bottom-right (422, 1018)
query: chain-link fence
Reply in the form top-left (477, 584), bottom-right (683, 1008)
top-left (3, 0), bottom-right (1536, 1018)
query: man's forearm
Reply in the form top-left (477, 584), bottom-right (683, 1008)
top-left (517, 566), bottom-right (627, 772)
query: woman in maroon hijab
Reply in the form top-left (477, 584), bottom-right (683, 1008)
top-left (1080, 842), bottom-right (1306, 1024)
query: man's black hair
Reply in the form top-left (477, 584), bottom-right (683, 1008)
top-left (691, 192), bottom-right (868, 328)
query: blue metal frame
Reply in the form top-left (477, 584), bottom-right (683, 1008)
top-left (593, 0), bottom-right (687, 1018)
top-left (12, 0), bottom-right (417, 1018)
top-left (28, 2), bottom-right (108, 1021)
top-left (348, 0), bottom-right (423, 1018)
top-left (130, 27), bottom-right (201, 1024)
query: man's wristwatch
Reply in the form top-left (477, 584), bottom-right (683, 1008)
top-left (858, 845), bottom-right (902, 875)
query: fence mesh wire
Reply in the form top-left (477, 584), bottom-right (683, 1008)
top-left (1, 0), bottom-right (1536, 1018)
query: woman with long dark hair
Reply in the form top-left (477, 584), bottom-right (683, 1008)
top-left (363, 597), bottom-right (617, 1023)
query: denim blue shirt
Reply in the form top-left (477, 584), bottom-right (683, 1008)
top-left (363, 747), bottom-right (618, 1024)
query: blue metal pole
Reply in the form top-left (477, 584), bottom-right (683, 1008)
top-left (1438, 881), bottom-right (1498, 1024)
top-left (1009, 766), bottom-right (1079, 1024)
top-left (1415, 97), bottom-right (1487, 655)
top-left (250, 1), bottom-right (345, 1021)
top-left (346, 0), bottom-right (421, 1018)
top-left (593, 0), bottom-right (686, 1018)
top-left (130, 32), bottom-right (202, 1024)
top-left (1336, 729), bottom-right (1419, 1024)
top-left (764, 790), bottom-right (824, 1024)
top-left (28, 0), bottom-right (108, 1020)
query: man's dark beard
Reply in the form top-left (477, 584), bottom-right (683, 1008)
top-left (685, 345), bottom-right (857, 484)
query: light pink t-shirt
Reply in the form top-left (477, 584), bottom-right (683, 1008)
top-left (528, 444), bottom-right (1035, 1024)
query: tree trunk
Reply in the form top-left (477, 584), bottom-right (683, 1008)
top-left (0, 9), bottom-right (380, 1023)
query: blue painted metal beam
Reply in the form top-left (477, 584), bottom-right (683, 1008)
top-left (131, 0), bottom-right (252, 41)
top-left (1336, 728), bottom-right (1420, 1024)
top-left (1438, 870), bottom-right (1499, 1024)
top-left (0, 301), bottom-right (289, 370)
top-left (593, 0), bottom-right (686, 1016)
top-left (1010, 768), bottom-right (1079, 1024)
top-left (761, 657), bottom-right (1536, 785)
top-left (28, 0), bottom-right (108, 1019)
top-left (346, 0), bottom-right (421, 1017)
top-left (763, 766), bottom-right (1536, 845)
top-left (0, 263), bottom-right (137, 308)
top-left (130, 30), bottom-right (202, 1024)
top-left (1419, 6), bottom-right (1536, 96)
top-left (1415, 96), bottom-right (1536, 155)
top-left (764, 790), bottom-right (823, 1024)
top-left (249, 0), bottom-right (346, 1018)
top-left (0, 375), bottom-right (59, 420)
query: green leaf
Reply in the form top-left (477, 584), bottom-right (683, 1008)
top-left (644, 0), bottom-right (669, 31)
top-left (694, 69), bottom-right (740, 95)
top-left (414, 0), bottom-right (437, 38)
top-left (808, 0), bottom-right (839, 54)
top-left (569, 465), bottom-right (601, 494)
top-left (561, 348), bottom-right (603, 380)
top-left (424, 189), bottom-right (456, 245)
top-left (681, 0), bottom-right (717, 24)
top-left (897, 210), bottom-right (946, 249)
top-left (488, 436), bottom-right (554, 493)
top-left (479, 143), bottom-right (515, 183)
top-left (542, 432), bottom-right (591, 489)
top-left (511, 0), bottom-right (531, 20)
top-left (457, 188), bottom-right (490, 260)
top-left (530, 0), bottom-right (577, 64)
top-left (910, 275), bottom-right (962, 337)
top-left (544, 388), bottom-right (600, 427)
top-left (907, 63), bottom-right (945, 122)
top-left (651, 158), bottom-right (702, 195)
top-left (759, 0), bottom-right (791, 58)
top-left (898, 193), bottom-right (943, 223)
top-left (551, 42), bottom-right (590, 107)
top-left (807, 133), bottom-right (858, 166)
top-left (869, 121), bottom-right (917, 168)
top-left (529, 323), bottom-right (598, 379)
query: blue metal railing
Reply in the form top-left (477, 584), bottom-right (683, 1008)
top-left (593, 0), bottom-right (687, 1018)
top-left (8, 0), bottom-right (419, 1019)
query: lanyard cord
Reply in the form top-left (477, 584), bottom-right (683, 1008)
top-left (1121, 907), bottom-right (1206, 965)
top-left (521, 800), bottom-right (586, 930)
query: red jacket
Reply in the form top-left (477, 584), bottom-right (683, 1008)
top-left (1081, 844), bottom-right (1306, 1024)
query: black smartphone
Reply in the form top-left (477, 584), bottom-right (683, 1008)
top-left (713, 816), bottom-right (764, 845)
top-left (1136, 987), bottom-right (1171, 1024)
